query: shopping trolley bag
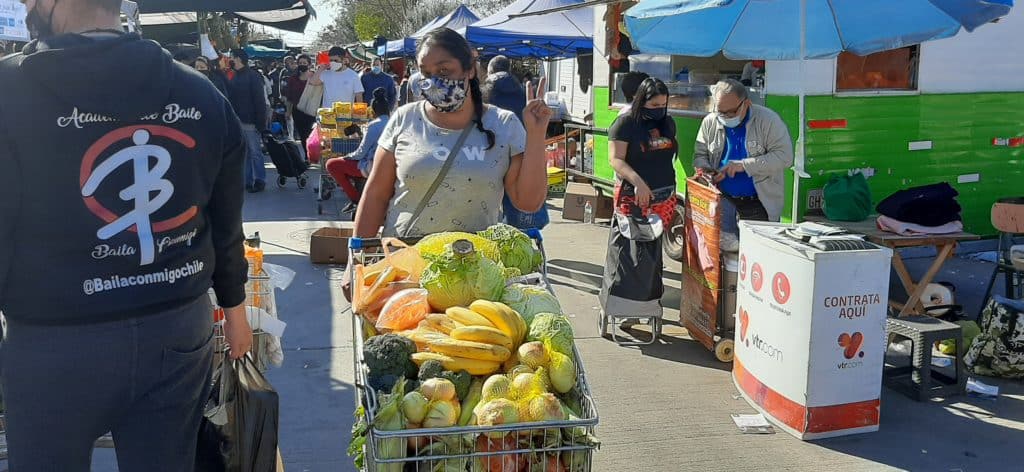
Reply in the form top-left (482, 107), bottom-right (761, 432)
top-left (196, 355), bottom-right (280, 472)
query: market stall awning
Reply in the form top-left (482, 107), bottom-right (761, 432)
top-left (386, 5), bottom-right (481, 56)
top-left (244, 43), bottom-right (291, 59)
top-left (464, 0), bottom-right (593, 59)
top-left (228, 1), bottom-right (316, 34)
top-left (139, 11), bottom-right (197, 26)
top-left (135, 0), bottom-right (303, 14)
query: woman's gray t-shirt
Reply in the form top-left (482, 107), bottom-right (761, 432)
top-left (378, 102), bottom-right (526, 237)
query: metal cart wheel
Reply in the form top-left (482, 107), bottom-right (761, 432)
top-left (663, 204), bottom-right (686, 262)
top-left (298, 175), bottom-right (309, 189)
top-left (598, 310), bottom-right (609, 338)
top-left (276, 175), bottom-right (288, 188)
top-left (714, 338), bottom-right (735, 363)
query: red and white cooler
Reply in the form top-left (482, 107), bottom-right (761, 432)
top-left (733, 222), bottom-right (893, 440)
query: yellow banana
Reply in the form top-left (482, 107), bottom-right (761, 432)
top-left (469, 300), bottom-right (518, 342)
top-left (422, 313), bottom-right (461, 335)
top-left (427, 337), bottom-right (512, 363)
top-left (445, 307), bottom-right (496, 328)
top-left (397, 328), bottom-right (448, 347)
top-left (411, 352), bottom-right (502, 376)
top-left (494, 301), bottom-right (528, 344)
top-left (451, 326), bottom-right (514, 351)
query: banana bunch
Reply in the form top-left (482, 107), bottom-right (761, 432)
top-left (409, 301), bottom-right (528, 377)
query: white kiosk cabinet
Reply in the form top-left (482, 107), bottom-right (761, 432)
top-left (733, 222), bottom-right (893, 440)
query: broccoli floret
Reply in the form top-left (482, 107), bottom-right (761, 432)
top-left (417, 360), bottom-right (472, 400)
top-left (418, 359), bottom-right (445, 381)
top-left (363, 334), bottom-right (417, 391)
top-left (440, 370), bottom-right (472, 401)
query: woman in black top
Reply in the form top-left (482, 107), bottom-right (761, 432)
top-left (600, 78), bottom-right (678, 333)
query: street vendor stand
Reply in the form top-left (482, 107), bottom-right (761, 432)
top-left (346, 234), bottom-right (600, 471)
top-left (808, 216), bottom-right (979, 317)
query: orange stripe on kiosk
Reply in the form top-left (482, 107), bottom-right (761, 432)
top-left (733, 221), bottom-right (893, 440)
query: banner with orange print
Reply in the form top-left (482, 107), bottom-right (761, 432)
top-left (681, 177), bottom-right (723, 351)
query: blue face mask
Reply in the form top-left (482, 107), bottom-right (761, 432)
top-left (372, 66), bottom-right (381, 74)
top-left (419, 76), bottom-right (468, 113)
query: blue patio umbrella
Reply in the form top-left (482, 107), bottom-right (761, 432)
top-left (624, 0), bottom-right (1014, 220)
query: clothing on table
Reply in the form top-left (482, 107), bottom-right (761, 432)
top-left (242, 124), bottom-right (268, 187)
top-left (876, 182), bottom-right (962, 227)
top-left (377, 102), bottom-right (527, 237)
top-left (0, 32), bottom-right (248, 324)
top-left (360, 71), bottom-right (397, 110)
top-left (321, 67), bottom-right (364, 107)
top-left (482, 72), bottom-right (527, 123)
top-left (1, 296), bottom-right (214, 472)
top-left (718, 109), bottom-right (757, 198)
top-left (326, 158), bottom-right (364, 202)
top-left (228, 66), bottom-right (270, 129)
top-left (608, 112), bottom-right (678, 191)
top-left (694, 104), bottom-right (793, 222)
top-left (877, 215), bottom-right (965, 236)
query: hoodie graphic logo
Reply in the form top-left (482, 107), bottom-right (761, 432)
top-left (80, 126), bottom-right (198, 266)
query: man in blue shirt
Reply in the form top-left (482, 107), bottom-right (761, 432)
top-left (360, 58), bottom-right (397, 111)
top-left (694, 79), bottom-right (794, 234)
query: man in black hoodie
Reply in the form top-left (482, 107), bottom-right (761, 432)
top-left (0, 0), bottom-right (252, 470)
top-left (482, 55), bottom-right (527, 123)
top-left (228, 48), bottom-right (271, 192)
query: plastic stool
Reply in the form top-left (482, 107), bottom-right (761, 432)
top-left (884, 316), bottom-right (967, 401)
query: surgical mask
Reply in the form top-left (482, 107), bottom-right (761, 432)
top-left (26, 0), bottom-right (59, 40)
top-left (718, 114), bottom-right (742, 128)
top-left (330, 61), bottom-right (344, 71)
top-left (372, 66), bottom-right (381, 74)
top-left (641, 107), bottom-right (666, 121)
top-left (420, 76), bottom-right (469, 113)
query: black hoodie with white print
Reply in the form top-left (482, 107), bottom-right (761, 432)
top-left (0, 33), bottom-right (248, 325)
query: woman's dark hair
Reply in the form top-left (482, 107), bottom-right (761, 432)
top-left (417, 27), bottom-right (495, 150)
top-left (370, 87), bottom-right (390, 117)
top-left (297, 53), bottom-right (312, 64)
top-left (629, 77), bottom-right (670, 123)
top-left (620, 71), bottom-right (650, 103)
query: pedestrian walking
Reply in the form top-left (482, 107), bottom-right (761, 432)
top-left (228, 48), bottom-right (272, 193)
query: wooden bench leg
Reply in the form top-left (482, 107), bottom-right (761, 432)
top-left (898, 243), bottom-right (956, 317)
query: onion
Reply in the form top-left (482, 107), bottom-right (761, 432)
top-left (420, 378), bottom-right (457, 402)
top-left (518, 342), bottom-right (549, 369)
top-left (402, 391), bottom-right (430, 423)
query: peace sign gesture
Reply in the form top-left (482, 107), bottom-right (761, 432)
top-left (522, 77), bottom-right (552, 137)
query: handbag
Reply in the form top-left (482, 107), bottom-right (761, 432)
top-left (822, 171), bottom-right (872, 222)
top-left (297, 82), bottom-right (323, 116)
top-left (403, 126), bottom-right (474, 238)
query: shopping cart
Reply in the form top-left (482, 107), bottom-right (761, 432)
top-left (347, 233), bottom-right (600, 471)
top-left (211, 269), bottom-right (280, 372)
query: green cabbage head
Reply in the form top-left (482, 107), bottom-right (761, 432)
top-left (527, 313), bottom-right (574, 358)
top-left (478, 224), bottom-right (543, 275)
top-left (501, 283), bottom-right (562, 325)
top-left (420, 242), bottom-right (506, 311)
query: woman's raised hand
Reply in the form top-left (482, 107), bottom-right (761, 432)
top-left (523, 77), bottom-right (552, 136)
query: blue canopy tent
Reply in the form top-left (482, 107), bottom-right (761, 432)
top-left (244, 44), bottom-right (291, 59)
top-left (386, 5), bottom-right (481, 57)
top-left (464, 0), bottom-right (593, 59)
top-left (624, 0), bottom-right (1014, 220)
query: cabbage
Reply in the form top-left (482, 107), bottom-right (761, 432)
top-left (415, 232), bottom-right (501, 263)
top-left (478, 224), bottom-right (543, 274)
top-left (501, 284), bottom-right (562, 325)
top-left (420, 240), bottom-right (506, 311)
top-left (528, 313), bottom-right (574, 358)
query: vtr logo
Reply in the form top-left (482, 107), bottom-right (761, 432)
top-left (838, 332), bottom-right (865, 360)
top-left (739, 308), bottom-right (750, 343)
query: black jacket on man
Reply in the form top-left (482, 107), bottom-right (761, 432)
top-left (0, 33), bottom-right (248, 325)
top-left (228, 66), bottom-right (269, 128)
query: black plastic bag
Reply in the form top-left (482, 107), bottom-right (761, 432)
top-left (196, 355), bottom-right (280, 472)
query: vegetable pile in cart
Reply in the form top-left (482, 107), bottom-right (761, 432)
top-left (348, 224), bottom-right (600, 472)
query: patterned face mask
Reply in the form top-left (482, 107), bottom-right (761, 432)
top-left (419, 76), bottom-right (468, 113)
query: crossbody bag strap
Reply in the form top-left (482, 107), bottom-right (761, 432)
top-left (402, 125), bottom-right (475, 238)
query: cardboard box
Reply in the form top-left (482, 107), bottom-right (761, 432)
top-left (309, 224), bottom-right (354, 264)
top-left (562, 182), bottom-right (614, 221)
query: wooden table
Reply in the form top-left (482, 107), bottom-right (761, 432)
top-left (808, 217), bottom-right (979, 317)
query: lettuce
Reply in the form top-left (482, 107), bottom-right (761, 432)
top-left (528, 313), bottom-right (574, 358)
top-left (501, 283), bottom-right (562, 325)
top-left (478, 224), bottom-right (543, 275)
top-left (421, 240), bottom-right (506, 311)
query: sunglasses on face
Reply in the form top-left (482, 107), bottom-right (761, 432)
top-left (718, 100), bottom-right (747, 118)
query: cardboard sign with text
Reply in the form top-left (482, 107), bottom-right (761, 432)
top-left (681, 178), bottom-right (722, 351)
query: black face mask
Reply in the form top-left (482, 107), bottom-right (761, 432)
top-left (297, 65), bottom-right (309, 73)
top-left (641, 107), bottom-right (667, 121)
top-left (26, 0), bottom-right (59, 40)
